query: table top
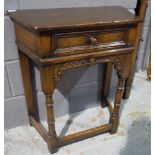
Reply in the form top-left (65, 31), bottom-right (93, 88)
top-left (9, 6), bottom-right (141, 32)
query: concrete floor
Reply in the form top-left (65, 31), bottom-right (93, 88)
top-left (4, 71), bottom-right (151, 155)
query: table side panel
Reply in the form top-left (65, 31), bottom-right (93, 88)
top-left (14, 23), bottom-right (53, 58)
top-left (127, 26), bottom-right (138, 46)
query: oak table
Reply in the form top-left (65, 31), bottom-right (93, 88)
top-left (9, 2), bottom-right (147, 154)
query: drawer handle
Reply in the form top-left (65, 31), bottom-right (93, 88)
top-left (88, 36), bottom-right (98, 45)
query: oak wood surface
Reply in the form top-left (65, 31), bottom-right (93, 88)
top-left (9, 3), bottom-right (146, 154)
top-left (58, 124), bottom-right (112, 147)
top-left (55, 29), bottom-right (127, 49)
top-left (10, 6), bottom-right (142, 32)
top-left (16, 41), bottom-right (134, 65)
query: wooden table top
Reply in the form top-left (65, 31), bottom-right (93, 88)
top-left (9, 6), bottom-right (141, 32)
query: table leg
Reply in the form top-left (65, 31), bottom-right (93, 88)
top-left (147, 52), bottom-right (151, 80)
top-left (40, 66), bottom-right (58, 154)
top-left (123, 73), bottom-right (133, 99)
top-left (101, 63), bottom-right (112, 107)
top-left (110, 77), bottom-right (125, 134)
top-left (18, 50), bottom-right (38, 125)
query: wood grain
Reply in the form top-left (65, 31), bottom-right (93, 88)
top-left (10, 6), bottom-right (141, 32)
top-left (9, 3), bottom-right (146, 154)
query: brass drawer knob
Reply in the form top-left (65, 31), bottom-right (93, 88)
top-left (88, 36), bottom-right (98, 45)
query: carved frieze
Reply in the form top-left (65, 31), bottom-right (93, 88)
top-left (53, 56), bottom-right (122, 84)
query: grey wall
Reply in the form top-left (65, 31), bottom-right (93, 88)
top-left (4, 0), bottom-right (151, 129)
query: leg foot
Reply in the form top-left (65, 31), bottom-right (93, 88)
top-left (122, 87), bottom-right (131, 99)
top-left (29, 116), bottom-right (33, 127)
top-left (47, 136), bottom-right (58, 154)
top-left (110, 130), bottom-right (118, 135)
top-left (101, 98), bottom-right (108, 108)
top-left (110, 119), bottom-right (119, 134)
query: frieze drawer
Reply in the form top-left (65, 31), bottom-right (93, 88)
top-left (53, 28), bottom-right (130, 56)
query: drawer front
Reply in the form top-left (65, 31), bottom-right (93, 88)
top-left (53, 28), bottom-right (129, 55)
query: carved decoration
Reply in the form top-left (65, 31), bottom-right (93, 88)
top-left (53, 56), bottom-right (122, 83)
top-left (53, 67), bottom-right (64, 84)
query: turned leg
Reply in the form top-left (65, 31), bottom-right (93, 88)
top-left (101, 63), bottom-right (112, 107)
top-left (123, 73), bottom-right (133, 99)
top-left (123, 78), bottom-right (131, 98)
top-left (40, 66), bottom-right (58, 154)
top-left (18, 50), bottom-right (38, 125)
top-left (110, 77), bottom-right (125, 134)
